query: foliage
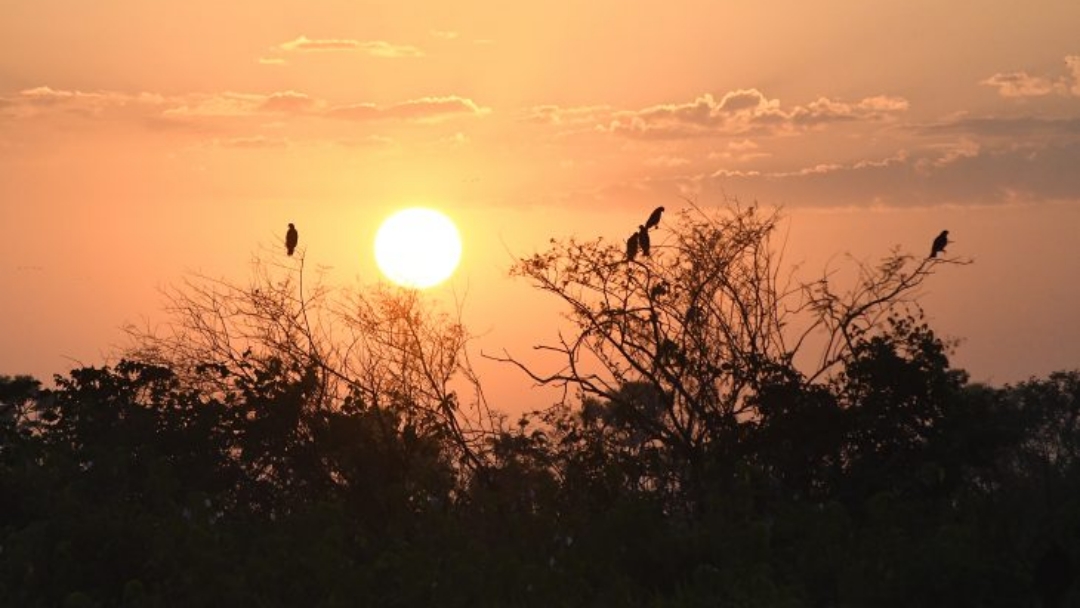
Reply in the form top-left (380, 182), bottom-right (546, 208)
top-left (498, 201), bottom-right (971, 509)
top-left (2, 203), bottom-right (1077, 606)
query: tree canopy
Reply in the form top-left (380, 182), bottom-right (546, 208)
top-left (2, 203), bottom-right (1076, 607)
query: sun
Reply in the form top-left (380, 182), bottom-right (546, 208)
top-left (374, 207), bottom-right (462, 289)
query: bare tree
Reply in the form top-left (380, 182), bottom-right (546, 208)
top-left (490, 198), bottom-right (970, 465)
top-left (123, 250), bottom-right (495, 470)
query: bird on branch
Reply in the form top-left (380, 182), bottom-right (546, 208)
top-left (645, 206), bottom-right (664, 230)
top-left (626, 231), bottom-right (640, 261)
top-left (929, 230), bottom-right (949, 258)
top-left (286, 223), bottom-right (298, 256)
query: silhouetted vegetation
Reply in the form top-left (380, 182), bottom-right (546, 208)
top-left (2, 204), bottom-right (1077, 606)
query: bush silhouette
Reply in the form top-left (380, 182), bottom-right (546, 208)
top-left (2, 202), bottom-right (1076, 607)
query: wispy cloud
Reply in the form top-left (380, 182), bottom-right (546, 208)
top-left (179, 91), bottom-right (314, 118)
top-left (533, 89), bottom-right (909, 139)
top-left (259, 91), bottom-right (317, 114)
top-left (981, 72), bottom-right (1057, 98)
top-left (326, 96), bottom-right (490, 122)
top-left (644, 155), bottom-right (691, 168)
top-left (213, 135), bottom-right (290, 149)
top-left (0, 87), bottom-right (316, 122)
top-left (521, 104), bottom-right (613, 126)
top-left (913, 114), bottom-right (1080, 139)
top-left (1, 87), bottom-right (485, 127)
top-left (0, 87), bottom-right (164, 119)
top-left (704, 141), bottom-right (1080, 207)
top-left (711, 152), bottom-right (909, 179)
top-left (982, 54), bottom-right (1080, 98)
top-left (555, 115), bottom-right (1080, 210)
top-left (277, 35), bottom-right (423, 58)
top-left (708, 139), bottom-right (771, 163)
top-left (162, 92), bottom-right (316, 118)
top-left (430, 30), bottom-right (459, 40)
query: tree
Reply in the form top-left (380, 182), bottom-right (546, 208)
top-left (494, 199), bottom-right (969, 505)
top-left (123, 253), bottom-right (495, 473)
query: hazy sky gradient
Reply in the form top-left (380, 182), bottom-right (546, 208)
top-left (3, 1), bottom-right (1079, 408)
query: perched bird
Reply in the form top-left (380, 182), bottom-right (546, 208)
top-left (645, 206), bottom-right (665, 230)
top-left (638, 225), bottom-right (651, 257)
top-left (929, 230), bottom-right (949, 258)
top-left (626, 231), bottom-right (640, 261)
top-left (649, 280), bottom-right (670, 299)
top-left (286, 223), bottom-right (298, 256)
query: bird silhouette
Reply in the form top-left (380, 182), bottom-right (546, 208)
top-left (286, 223), bottom-right (298, 256)
top-left (638, 225), bottom-right (651, 257)
top-left (649, 280), bottom-right (669, 299)
top-left (626, 231), bottom-right (640, 261)
top-left (929, 230), bottom-right (949, 258)
top-left (645, 206), bottom-right (664, 230)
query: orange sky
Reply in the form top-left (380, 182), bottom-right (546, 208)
top-left (3, 1), bottom-right (1080, 409)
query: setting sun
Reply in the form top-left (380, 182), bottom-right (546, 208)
top-left (8, 3), bottom-right (1080, 603)
top-left (374, 207), bottom-right (462, 289)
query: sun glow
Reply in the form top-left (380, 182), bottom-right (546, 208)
top-left (374, 207), bottom-right (462, 288)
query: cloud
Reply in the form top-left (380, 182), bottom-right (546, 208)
top-left (913, 115), bottom-right (1080, 139)
top-left (566, 89), bottom-right (910, 138)
top-left (569, 124), bottom-right (1080, 210)
top-left (711, 151), bottom-right (908, 180)
top-left (1, 86), bottom-right (488, 146)
top-left (326, 96), bottom-right (490, 122)
top-left (521, 104), bottom-right (613, 126)
top-left (644, 155), bottom-right (691, 168)
top-left (259, 91), bottom-right (317, 114)
top-left (790, 95), bottom-right (911, 125)
top-left (703, 141), bottom-right (1080, 207)
top-left (2, 86), bottom-right (488, 126)
top-left (716, 89), bottom-right (771, 113)
top-left (519, 88), bottom-right (1079, 210)
top-left (280, 36), bottom-right (357, 52)
top-left (915, 139), bottom-right (980, 171)
top-left (981, 72), bottom-right (1057, 97)
top-left (162, 93), bottom-right (285, 118)
top-left (430, 30), bottom-right (459, 40)
top-left (603, 90), bottom-right (779, 137)
top-left (154, 92), bottom-right (316, 119)
top-left (277, 35), bottom-right (423, 58)
top-left (982, 54), bottom-right (1080, 97)
top-left (0, 87), bottom-right (165, 119)
top-left (213, 136), bottom-right (290, 149)
top-left (258, 57), bottom-right (287, 66)
top-left (708, 139), bottom-right (771, 163)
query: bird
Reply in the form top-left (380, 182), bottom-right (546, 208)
top-left (638, 225), bottom-right (651, 257)
top-left (649, 280), bottom-right (669, 299)
top-left (645, 206), bottom-right (665, 230)
top-left (626, 231), bottom-right (640, 261)
top-left (929, 230), bottom-right (949, 258)
top-left (286, 223), bottom-right (298, 256)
